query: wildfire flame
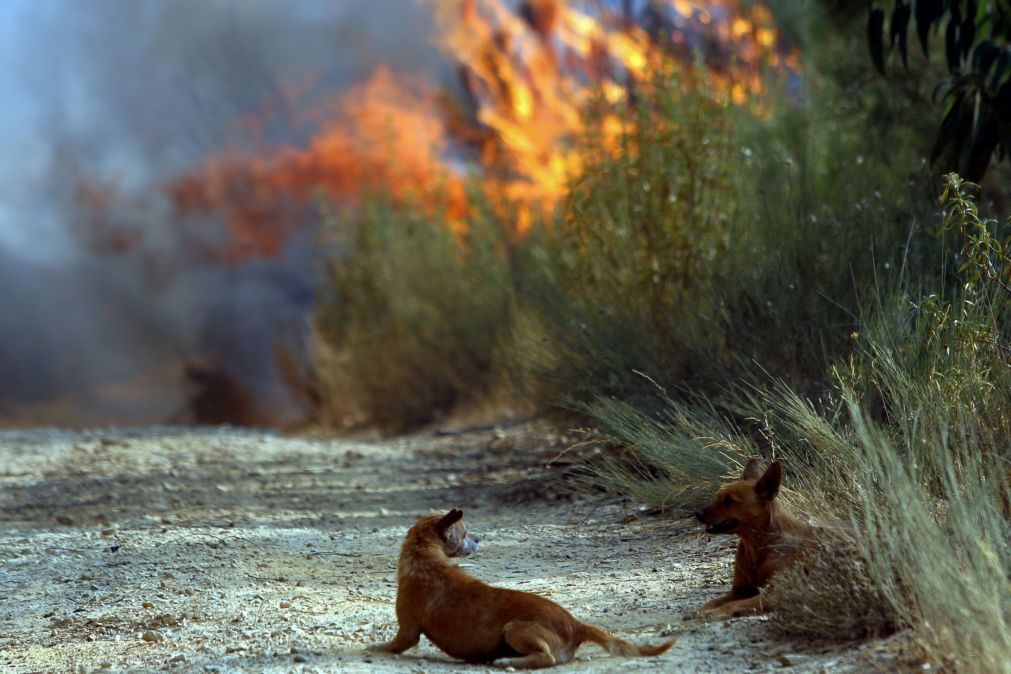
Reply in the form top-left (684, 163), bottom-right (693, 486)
top-left (162, 0), bottom-right (795, 257)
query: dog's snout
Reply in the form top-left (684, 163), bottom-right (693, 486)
top-left (472, 535), bottom-right (481, 543)
top-left (694, 509), bottom-right (705, 522)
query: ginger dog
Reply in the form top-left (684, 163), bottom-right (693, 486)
top-left (691, 459), bottom-right (817, 618)
top-left (369, 509), bottom-right (675, 668)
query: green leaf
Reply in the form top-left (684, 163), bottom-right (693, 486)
top-left (914, 0), bottom-right (944, 56)
top-left (964, 116), bottom-right (999, 181)
top-left (961, 0), bottom-right (978, 60)
top-left (890, 1), bottom-right (912, 69)
top-left (996, 81), bottom-right (1011, 159)
top-left (989, 49), bottom-right (1010, 92)
top-left (972, 40), bottom-right (1000, 75)
top-left (946, 18), bottom-right (961, 71)
top-left (869, 8), bottom-right (886, 74)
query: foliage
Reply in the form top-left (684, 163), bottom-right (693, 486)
top-left (588, 179), bottom-right (1011, 669)
top-left (578, 388), bottom-right (753, 510)
top-left (313, 192), bottom-right (515, 432)
top-left (500, 72), bottom-right (740, 417)
top-left (867, 0), bottom-right (1011, 179)
top-left (942, 172), bottom-right (1011, 295)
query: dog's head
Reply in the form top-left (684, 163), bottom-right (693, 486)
top-left (694, 459), bottom-right (782, 535)
top-left (417, 508), bottom-right (480, 558)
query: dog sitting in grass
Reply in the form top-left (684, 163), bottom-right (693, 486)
top-left (690, 459), bottom-right (819, 618)
top-left (369, 508), bottom-right (675, 668)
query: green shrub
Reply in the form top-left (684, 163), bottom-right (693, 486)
top-left (512, 49), bottom-right (939, 417)
top-left (312, 192), bottom-right (515, 432)
top-left (504, 71), bottom-right (738, 410)
top-left (586, 183), bottom-right (1011, 669)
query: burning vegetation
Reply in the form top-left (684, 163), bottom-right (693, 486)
top-left (55, 0), bottom-right (797, 427)
top-left (166, 0), bottom-right (796, 246)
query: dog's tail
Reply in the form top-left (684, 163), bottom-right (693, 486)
top-left (579, 623), bottom-right (676, 657)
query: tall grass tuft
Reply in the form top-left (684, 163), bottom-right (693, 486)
top-left (588, 182), bottom-right (1011, 668)
top-left (845, 398), bottom-right (1010, 672)
top-left (581, 384), bottom-right (754, 510)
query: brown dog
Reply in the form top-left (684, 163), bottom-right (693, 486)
top-left (369, 509), bottom-right (675, 668)
top-left (691, 459), bottom-right (817, 618)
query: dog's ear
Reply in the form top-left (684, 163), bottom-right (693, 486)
top-left (755, 461), bottom-right (782, 500)
top-left (435, 508), bottom-right (464, 533)
top-left (741, 458), bottom-right (763, 481)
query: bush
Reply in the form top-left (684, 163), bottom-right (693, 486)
top-left (512, 48), bottom-right (939, 418)
top-left (770, 531), bottom-right (900, 641)
top-left (586, 184), bottom-right (1011, 669)
top-left (506, 70), bottom-right (739, 409)
top-left (312, 192), bottom-right (516, 432)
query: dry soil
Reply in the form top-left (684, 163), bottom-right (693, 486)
top-left (0, 423), bottom-right (901, 673)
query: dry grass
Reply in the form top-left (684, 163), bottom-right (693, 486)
top-left (769, 529), bottom-right (901, 641)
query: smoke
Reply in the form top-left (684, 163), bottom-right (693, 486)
top-left (0, 0), bottom-right (445, 426)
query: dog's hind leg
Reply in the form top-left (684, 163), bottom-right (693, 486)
top-left (493, 621), bottom-right (565, 669)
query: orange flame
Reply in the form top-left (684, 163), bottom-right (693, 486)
top-left (169, 68), bottom-right (469, 261)
top-left (165, 0), bottom-right (796, 255)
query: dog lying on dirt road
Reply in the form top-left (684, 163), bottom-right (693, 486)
top-left (690, 459), bottom-right (818, 618)
top-left (369, 508), bottom-right (676, 668)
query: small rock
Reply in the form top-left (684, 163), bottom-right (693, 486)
top-left (142, 601), bottom-right (154, 609)
top-left (100, 662), bottom-right (112, 669)
top-left (142, 630), bottom-right (164, 643)
top-left (280, 601), bottom-right (292, 609)
top-left (101, 529), bottom-right (116, 537)
top-left (293, 654), bottom-right (307, 663)
top-left (152, 614), bottom-right (179, 627)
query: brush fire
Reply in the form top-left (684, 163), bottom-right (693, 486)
top-left (167, 0), bottom-right (795, 247)
top-left (12, 0), bottom-right (795, 427)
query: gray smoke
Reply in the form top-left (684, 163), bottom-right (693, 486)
top-left (0, 0), bottom-right (445, 426)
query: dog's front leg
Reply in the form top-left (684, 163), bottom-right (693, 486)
top-left (368, 624), bottom-right (421, 654)
top-left (703, 592), bottom-right (768, 618)
top-left (700, 592), bottom-right (735, 611)
top-left (688, 582), bottom-right (762, 619)
top-left (683, 591), bottom-right (734, 619)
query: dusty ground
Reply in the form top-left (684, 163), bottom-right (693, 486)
top-left (0, 423), bottom-right (900, 673)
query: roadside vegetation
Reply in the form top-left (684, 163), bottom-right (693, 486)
top-left (308, 4), bottom-right (1009, 670)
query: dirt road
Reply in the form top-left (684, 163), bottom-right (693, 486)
top-left (0, 424), bottom-right (895, 672)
